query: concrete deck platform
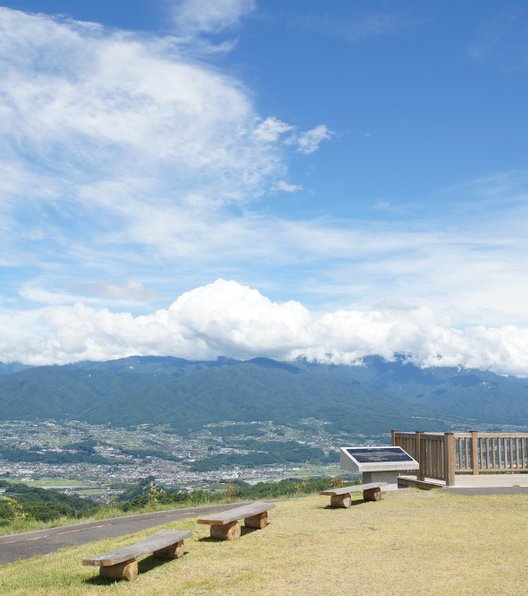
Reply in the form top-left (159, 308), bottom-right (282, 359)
top-left (398, 476), bottom-right (445, 490)
top-left (399, 474), bottom-right (528, 495)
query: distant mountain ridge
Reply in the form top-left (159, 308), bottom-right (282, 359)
top-left (0, 362), bottom-right (32, 376)
top-left (0, 355), bottom-right (527, 432)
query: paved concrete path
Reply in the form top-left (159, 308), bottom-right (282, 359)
top-left (445, 486), bottom-right (528, 495)
top-left (0, 502), bottom-right (246, 565)
top-left (400, 473), bottom-right (528, 493)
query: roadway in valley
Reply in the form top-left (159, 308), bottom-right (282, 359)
top-left (0, 502), bottom-right (247, 565)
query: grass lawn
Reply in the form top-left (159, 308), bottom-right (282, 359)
top-left (0, 489), bottom-right (526, 595)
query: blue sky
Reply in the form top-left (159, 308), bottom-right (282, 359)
top-left (1, 0), bottom-right (528, 372)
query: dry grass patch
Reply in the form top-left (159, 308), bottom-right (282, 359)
top-left (0, 490), bottom-right (527, 595)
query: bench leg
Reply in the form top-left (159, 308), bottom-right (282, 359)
top-left (154, 539), bottom-right (185, 559)
top-left (210, 521), bottom-right (241, 541)
top-left (99, 558), bottom-right (138, 582)
top-left (363, 487), bottom-right (382, 502)
top-left (244, 511), bottom-right (268, 529)
top-left (330, 493), bottom-right (351, 508)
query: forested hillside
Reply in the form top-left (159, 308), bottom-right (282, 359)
top-left (0, 356), bottom-right (527, 432)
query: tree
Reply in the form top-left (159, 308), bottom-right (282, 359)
top-left (0, 496), bottom-right (27, 522)
top-left (329, 475), bottom-right (344, 488)
top-left (226, 482), bottom-right (238, 502)
top-left (147, 481), bottom-right (165, 507)
top-left (294, 481), bottom-right (308, 495)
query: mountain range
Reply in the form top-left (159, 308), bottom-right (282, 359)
top-left (0, 355), bottom-right (527, 433)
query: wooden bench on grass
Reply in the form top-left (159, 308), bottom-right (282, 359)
top-left (320, 482), bottom-right (388, 508)
top-left (197, 501), bottom-right (275, 540)
top-left (82, 529), bottom-right (192, 582)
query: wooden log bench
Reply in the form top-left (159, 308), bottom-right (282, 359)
top-left (82, 529), bottom-right (192, 582)
top-left (197, 501), bottom-right (275, 540)
top-left (320, 482), bottom-right (388, 508)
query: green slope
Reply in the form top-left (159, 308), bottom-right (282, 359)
top-left (0, 356), bottom-right (527, 431)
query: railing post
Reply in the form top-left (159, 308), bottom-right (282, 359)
top-left (470, 430), bottom-right (479, 475)
top-left (444, 432), bottom-right (456, 486)
top-left (416, 431), bottom-right (425, 481)
top-left (391, 429), bottom-right (398, 446)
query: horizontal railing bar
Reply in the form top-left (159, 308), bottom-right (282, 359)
top-left (411, 432), bottom-right (528, 439)
top-left (475, 433), bottom-right (528, 438)
top-left (473, 468), bottom-right (528, 473)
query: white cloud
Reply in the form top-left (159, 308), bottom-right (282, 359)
top-left (3, 279), bottom-right (528, 376)
top-left (2, 6), bottom-right (528, 375)
top-left (0, 8), bottom-right (331, 255)
top-left (0, 8), bottom-right (337, 296)
top-left (272, 180), bottom-right (303, 193)
top-left (10, 191), bottom-right (528, 331)
top-left (253, 118), bottom-right (331, 155)
top-left (18, 279), bottom-right (162, 306)
top-left (253, 117), bottom-right (294, 142)
top-left (296, 11), bottom-right (417, 43)
top-left (88, 279), bottom-right (162, 301)
top-left (286, 124), bottom-right (333, 154)
top-left (0, 7), bottom-right (282, 208)
top-left (468, 10), bottom-right (528, 70)
top-left (19, 286), bottom-right (86, 306)
top-left (172, 0), bottom-right (256, 34)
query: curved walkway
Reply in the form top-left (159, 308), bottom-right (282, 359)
top-left (0, 502), bottom-right (246, 565)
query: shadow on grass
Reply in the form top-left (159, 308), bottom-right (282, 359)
top-left (198, 525), bottom-right (264, 542)
top-left (319, 500), bottom-right (370, 510)
top-left (83, 552), bottom-right (189, 585)
top-left (84, 574), bottom-right (125, 586)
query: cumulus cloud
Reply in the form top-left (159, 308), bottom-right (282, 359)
top-left (172, 0), bottom-right (256, 34)
top-left (3, 279), bottom-right (528, 376)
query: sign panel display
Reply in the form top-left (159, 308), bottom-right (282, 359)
top-left (339, 445), bottom-right (419, 474)
top-left (344, 447), bottom-right (415, 464)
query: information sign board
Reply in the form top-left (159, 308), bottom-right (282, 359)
top-left (340, 445), bottom-right (419, 474)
